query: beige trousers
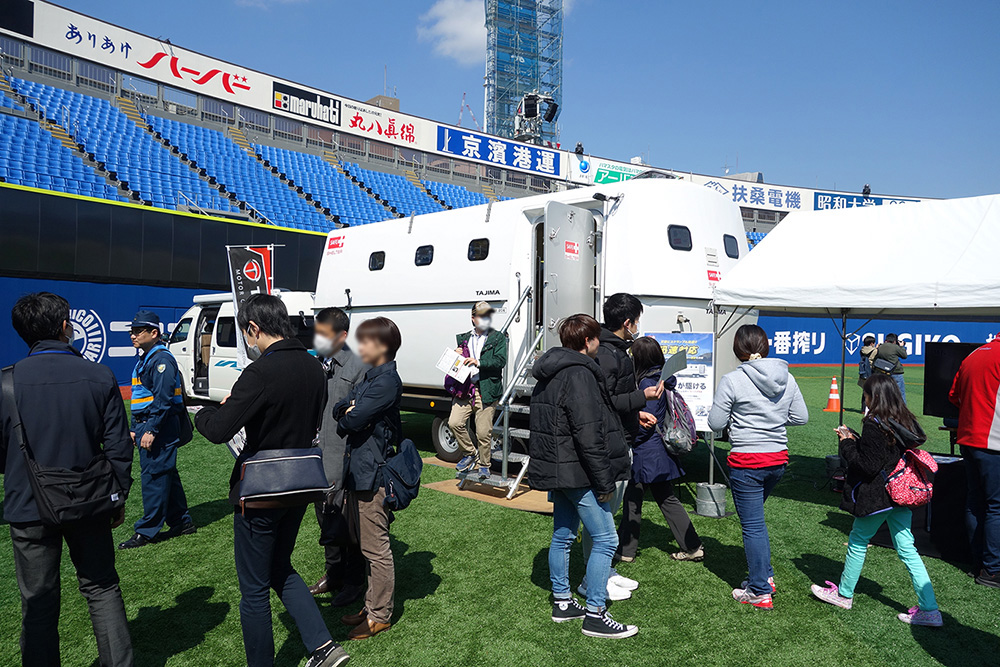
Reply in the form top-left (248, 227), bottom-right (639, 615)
top-left (448, 393), bottom-right (496, 467)
top-left (350, 488), bottom-right (395, 624)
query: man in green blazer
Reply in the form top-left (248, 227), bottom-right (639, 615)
top-left (450, 301), bottom-right (508, 479)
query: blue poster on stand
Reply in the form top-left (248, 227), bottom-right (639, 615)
top-left (643, 332), bottom-right (715, 431)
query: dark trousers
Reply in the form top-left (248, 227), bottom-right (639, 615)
top-left (617, 479), bottom-right (702, 558)
top-left (233, 505), bottom-right (331, 667)
top-left (962, 445), bottom-right (1000, 575)
top-left (134, 441), bottom-right (191, 539)
top-left (10, 516), bottom-right (133, 667)
top-left (314, 489), bottom-right (365, 590)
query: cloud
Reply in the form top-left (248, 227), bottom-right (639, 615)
top-left (417, 0), bottom-right (486, 67)
top-left (234, 0), bottom-right (309, 9)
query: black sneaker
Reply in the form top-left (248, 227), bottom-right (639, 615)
top-left (582, 609), bottom-right (638, 639)
top-left (975, 569), bottom-right (1000, 589)
top-left (304, 641), bottom-right (350, 667)
top-left (118, 533), bottom-right (154, 550)
top-left (551, 597), bottom-right (586, 623)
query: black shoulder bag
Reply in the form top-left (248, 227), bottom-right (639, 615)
top-left (1, 366), bottom-right (127, 525)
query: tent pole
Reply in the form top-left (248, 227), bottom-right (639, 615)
top-left (709, 307), bottom-right (719, 486)
top-left (839, 310), bottom-right (847, 426)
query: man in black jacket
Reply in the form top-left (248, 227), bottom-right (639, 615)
top-left (584, 293), bottom-right (662, 599)
top-left (195, 294), bottom-right (348, 667)
top-left (1, 292), bottom-right (134, 666)
top-left (527, 314), bottom-right (637, 639)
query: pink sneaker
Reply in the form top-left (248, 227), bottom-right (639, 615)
top-left (732, 587), bottom-right (773, 609)
top-left (810, 581), bottom-right (853, 610)
top-left (897, 606), bottom-right (943, 627)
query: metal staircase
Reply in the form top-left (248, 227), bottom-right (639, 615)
top-left (456, 285), bottom-right (542, 499)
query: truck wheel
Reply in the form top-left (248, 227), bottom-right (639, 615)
top-left (431, 417), bottom-right (462, 463)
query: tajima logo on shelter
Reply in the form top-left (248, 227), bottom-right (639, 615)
top-left (327, 236), bottom-right (345, 256)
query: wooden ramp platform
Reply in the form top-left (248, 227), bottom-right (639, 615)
top-left (421, 456), bottom-right (550, 514)
top-left (422, 479), bottom-right (552, 514)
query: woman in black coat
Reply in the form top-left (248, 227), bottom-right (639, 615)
top-left (809, 374), bottom-right (942, 627)
top-left (527, 314), bottom-right (636, 639)
top-left (332, 317), bottom-right (403, 640)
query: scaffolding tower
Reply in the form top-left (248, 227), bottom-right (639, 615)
top-left (484, 0), bottom-right (563, 145)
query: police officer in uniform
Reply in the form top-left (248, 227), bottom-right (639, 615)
top-left (119, 310), bottom-right (196, 549)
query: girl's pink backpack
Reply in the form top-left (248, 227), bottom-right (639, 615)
top-left (884, 449), bottom-right (938, 508)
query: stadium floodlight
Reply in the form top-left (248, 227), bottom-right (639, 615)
top-left (521, 94), bottom-right (539, 119)
top-left (543, 100), bottom-right (559, 122)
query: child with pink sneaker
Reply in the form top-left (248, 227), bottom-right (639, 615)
top-left (810, 374), bottom-right (942, 627)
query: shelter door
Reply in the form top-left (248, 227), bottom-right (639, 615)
top-left (541, 202), bottom-right (597, 350)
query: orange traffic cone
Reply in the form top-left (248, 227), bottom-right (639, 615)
top-left (823, 377), bottom-right (842, 413)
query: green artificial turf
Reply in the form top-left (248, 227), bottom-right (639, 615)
top-left (1, 368), bottom-right (998, 666)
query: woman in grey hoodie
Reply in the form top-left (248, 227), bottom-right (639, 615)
top-left (708, 324), bottom-right (809, 609)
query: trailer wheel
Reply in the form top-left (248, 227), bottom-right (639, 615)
top-left (431, 417), bottom-right (462, 463)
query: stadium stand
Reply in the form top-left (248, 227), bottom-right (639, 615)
top-left (342, 163), bottom-right (443, 218)
top-left (8, 78), bottom-right (236, 212)
top-left (254, 145), bottom-right (391, 227)
top-left (423, 180), bottom-right (490, 208)
top-left (147, 116), bottom-right (331, 230)
top-left (0, 113), bottom-right (126, 201)
top-left (746, 230), bottom-right (767, 249)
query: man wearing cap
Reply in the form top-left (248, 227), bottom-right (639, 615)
top-left (449, 302), bottom-right (508, 479)
top-left (119, 310), bottom-right (195, 550)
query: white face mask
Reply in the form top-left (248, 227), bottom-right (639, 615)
top-left (64, 322), bottom-right (75, 345)
top-left (625, 321), bottom-right (639, 341)
top-left (475, 316), bottom-right (492, 332)
top-left (244, 327), bottom-right (261, 361)
top-left (313, 333), bottom-right (336, 358)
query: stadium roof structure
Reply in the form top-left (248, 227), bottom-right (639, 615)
top-left (714, 193), bottom-right (1000, 318)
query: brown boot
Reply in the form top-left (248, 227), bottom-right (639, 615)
top-left (340, 608), bottom-right (368, 626)
top-left (348, 618), bottom-right (391, 640)
top-left (308, 575), bottom-right (330, 596)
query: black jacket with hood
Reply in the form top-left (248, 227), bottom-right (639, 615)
top-left (527, 347), bottom-right (630, 495)
top-left (595, 326), bottom-right (645, 443)
top-left (839, 416), bottom-right (926, 517)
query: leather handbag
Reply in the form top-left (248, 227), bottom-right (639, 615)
top-left (2, 367), bottom-right (127, 526)
top-left (238, 447), bottom-right (332, 513)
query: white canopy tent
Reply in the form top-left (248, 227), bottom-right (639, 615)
top-left (712, 193), bottom-right (1000, 427)
top-left (715, 194), bottom-right (1000, 317)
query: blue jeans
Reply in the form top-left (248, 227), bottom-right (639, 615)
top-left (549, 488), bottom-right (618, 611)
top-left (892, 373), bottom-right (907, 402)
top-left (729, 465), bottom-right (786, 595)
top-left (839, 507), bottom-right (938, 610)
top-left (234, 505), bottom-right (331, 667)
top-left (962, 445), bottom-right (1000, 575)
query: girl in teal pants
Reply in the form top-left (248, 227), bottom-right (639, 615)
top-left (810, 374), bottom-right (942, 627)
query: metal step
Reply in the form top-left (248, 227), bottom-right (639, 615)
top-left (513, 382), bottom-right (535, 396)
top-left (493, 426), bottom-right (530, 440)
top-left (455, 470), bottom-right (515, 489)
top-left (505, 403), bottom-right (531, 415)
top-left (491, 450), bottom-right (529, 464)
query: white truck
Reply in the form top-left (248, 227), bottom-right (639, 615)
top-left (167, 290), bottom-right (315, 402)
top-left (313, 178), bottom-right (753, 480)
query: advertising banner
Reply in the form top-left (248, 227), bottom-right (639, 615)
top-left (757, 315), bottom-right (999, 366)
top-left (643, 332), bottom-right (715, 432)
top-left (0, 276), bottom-right (203, 385)
top-left (437, 126), bottom-right (561, 177)
top-left (226, 245), bottom-right (273, 368)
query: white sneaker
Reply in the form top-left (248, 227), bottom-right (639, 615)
top-left (608, 570), bottom-right (639, 591)
top-left (577, 581), bottom-right (632, 602)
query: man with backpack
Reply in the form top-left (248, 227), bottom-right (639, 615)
top-left (119, 310), bottom-right (195, 550)
top-left (950, 337), bottom-right (1000, 589)
top-left (1, 292), bottom-right (135, 666)
top-left (873, 333), bottom-right (908, 402)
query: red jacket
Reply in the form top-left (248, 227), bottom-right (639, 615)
top-left (950, 339), bottom-right (1000, 452)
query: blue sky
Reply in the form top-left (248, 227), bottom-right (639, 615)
top-left (58, 0), bottom-right (1000, 198)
